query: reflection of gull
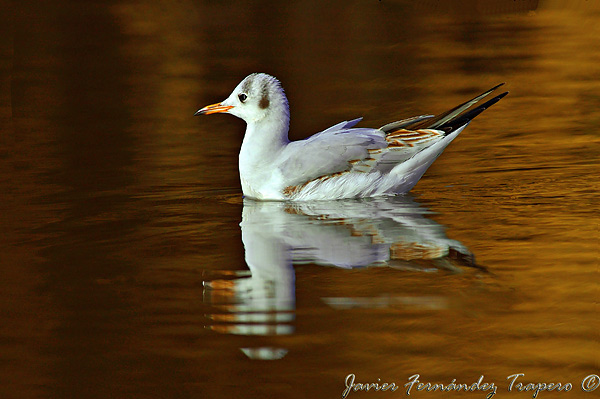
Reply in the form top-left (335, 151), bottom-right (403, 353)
top-left (204, 196), bottom-right (481, 359)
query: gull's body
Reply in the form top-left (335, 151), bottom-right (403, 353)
top-left (196, 73), bottom-right (507, 201)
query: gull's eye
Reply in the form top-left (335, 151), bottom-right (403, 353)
top-left (238, 93), bottom-right (248, 103)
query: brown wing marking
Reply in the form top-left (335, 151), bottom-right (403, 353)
top-left (385, 129), bottom-right (442, 148)
top-left (283, 170), bottom-right (349, 197)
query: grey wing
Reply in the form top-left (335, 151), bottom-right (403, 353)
top-left (276, 120), bottom-right (388, 186)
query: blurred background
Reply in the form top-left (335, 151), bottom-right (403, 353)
top-left (2, 1), bottom-right (599, 398)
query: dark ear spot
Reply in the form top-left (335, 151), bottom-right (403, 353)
top-left (259, 88), bottom-right (270, 109)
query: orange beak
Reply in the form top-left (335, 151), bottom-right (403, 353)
top-left (194, 102), bottom-right (234, 116)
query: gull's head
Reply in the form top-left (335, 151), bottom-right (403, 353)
top-left (195, 73), bottom-right (289, 125)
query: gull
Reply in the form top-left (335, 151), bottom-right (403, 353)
top-left (195, 73), bottom-right (507, 200)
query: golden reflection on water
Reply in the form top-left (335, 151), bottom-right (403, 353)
top-left (3, 1), bottom-right (599, 399)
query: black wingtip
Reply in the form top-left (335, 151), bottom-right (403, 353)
top-left (440, 90), bottom-right (509, 134)
top-left (489, 82), bottom-right (505, 92)
top-left (405, 82), bottom-right (508, 131)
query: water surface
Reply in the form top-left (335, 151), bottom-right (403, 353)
top-left (3, 1), bottom-right (599, 398)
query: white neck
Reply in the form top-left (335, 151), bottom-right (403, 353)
top-left (243, 114), bottom-right (289, 148)
top-left (239, 115), bottom-right (290, 197)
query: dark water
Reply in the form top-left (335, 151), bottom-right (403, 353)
top-left (3, 1), bottom-right (599, 398)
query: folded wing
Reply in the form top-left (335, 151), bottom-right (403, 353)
top-left (276, 83), bottom-right (508, 194)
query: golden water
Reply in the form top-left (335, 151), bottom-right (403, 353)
top-left (2, 1), bottom-right (598, 398)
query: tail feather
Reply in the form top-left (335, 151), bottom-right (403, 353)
top-left (401, 83), bottom-right (507, 132)
top-left (438, 91), bottom-right (509, 133)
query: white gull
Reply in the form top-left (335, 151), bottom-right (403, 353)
top-left (195, 73), bottom-right (507, 200)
